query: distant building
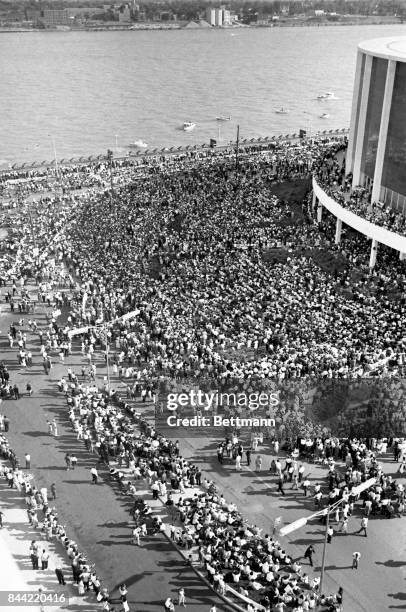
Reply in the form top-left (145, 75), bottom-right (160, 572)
top-left (205, 6), bottom-right (233, 26)
top-left (41, 9), bottom-right (70, 26)
top-left (66, 7), bottom-right (106, 19)
top-left (314, 9), bottom-right (325, 16)
top-left (205, 8), bottom-right (216, 25)
top-left (118, 4), bottom-right (131, 22)
top-left (223, 9), bottom-right (231, 25)
top-left (25, 8), bottom-right (42, 23)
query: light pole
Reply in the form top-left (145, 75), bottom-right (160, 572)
top-left (319, 504), bottom-right (330, 596)
top-left (279, 478), bottom-right (376, 597)
top-left (67, 310), bottom-right (140, 390)
top-left (106, 149), bottom-right (114, 213)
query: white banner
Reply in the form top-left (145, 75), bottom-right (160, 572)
top-left (68, 326), bottom-right (89, 339)
top-left (120, 309), bottom-right (140, 322)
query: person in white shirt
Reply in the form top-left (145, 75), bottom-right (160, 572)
top-left (90, 467), bottom-right (98, 484)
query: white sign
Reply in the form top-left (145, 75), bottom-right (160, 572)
top-left (68, 326), bottom-right (89, 339)
top-left (279, 517), bottom-right (307, 537)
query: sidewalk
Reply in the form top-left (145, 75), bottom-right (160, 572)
top-left (0, 474), bottom-right (101, 612)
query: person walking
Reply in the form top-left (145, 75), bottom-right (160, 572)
top-left (302, 478), bottom-right (310, 496)
top-left (327, 525), bottom-right (334, 544)
top-left (277, 476), bottom-right (285, 496)
top-left (50, 483), bottom-right (56, 500)
top-left (164, 598), bottom-right (175, 612)
top-left (41, 549), bottom-right (49, 570)
top-left (132, 526), bottom-right (141, 546)
top-left (52, 419), bottom-right (58, 437)
top-left (255, 455), bottom-right (262, 472)
top-left (65, 453), bottom-right (72, 470)
top-left (235, 453), bottom-right (241, 471)
top-left (55, 566), bottom-right (66, 585)
top-left (352, 551), bottom-right (361, 569)
top-left (30, 547), bottom-right (39, 570)
top-left (91, 467), bottom-right (98, 484)
top-left (246, 449), bottom-right (251, 466)
top-left (0, 510), bottom-right (4, 529)
top-left (304, 544), bottom-right (315, 567)
top-left (25, 453), bottom-right (31, 469)
top-left (356, 516), bottom-right (368, 537)
top-left (119, 583), bottom-right (128, 603)
top-left (178, 588), bottom-right (186, 607)
top-left (3, 416), bottom-right (9, 432)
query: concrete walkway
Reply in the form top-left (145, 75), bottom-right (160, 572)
top-left (0, 473), bottom-right (100, 612)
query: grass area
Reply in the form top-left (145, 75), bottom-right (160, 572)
top-left (304, 247), bottom-right (348, 275)
top-left (269, 177), bottom-right (312, 204)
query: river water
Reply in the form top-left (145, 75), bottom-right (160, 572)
top-left (1, 24), bottom-right (406, 165)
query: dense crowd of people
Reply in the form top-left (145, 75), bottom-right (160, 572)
top-left (2, 137), bottom-right (406, 436)
top-left (314, 154), bottom-right (406, 234)
top-left (1, 137), bottom-right (406, 611)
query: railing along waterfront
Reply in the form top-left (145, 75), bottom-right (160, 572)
top-left (0, 128), bottom-right (349, 175)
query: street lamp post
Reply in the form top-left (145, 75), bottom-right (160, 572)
top-left (67, 310), bottom-right (140, 392)
top-left (105, 332), bottom-right (111, 389)
top-left (279, 478), bottom-right (377, 598)
top-left (106, 149), bottom-right (114, 214)
top-left (235, 124), bottom-right (240, 171)
top-left (319, 505), bottom-right (330, 596)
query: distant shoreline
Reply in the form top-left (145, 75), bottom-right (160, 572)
top-left (0, 17), bottom-right (403, 33)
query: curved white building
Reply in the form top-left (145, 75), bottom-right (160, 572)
top-left (313, 37), bottom-right (406, 267)
top-left (346, 37), bottom-right (406, 211)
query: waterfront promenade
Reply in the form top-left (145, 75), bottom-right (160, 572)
top-left (0, 129), bottom-right (349, 175)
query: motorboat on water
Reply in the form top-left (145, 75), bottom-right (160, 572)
top-left (275, 108), bottom-right (289, 114)
top-left (317, 91), bottom-right (338, 100)
top-left (216, 115), bottom-right (231, 121)
top-left (129, 140), bottom-right (148, 149)
top-left (183, 122), bottom-right (196, 132)
top-left (320, 113), bottom-right (330, 119)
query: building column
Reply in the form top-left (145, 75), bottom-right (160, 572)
top-left (335, 218), bottom-right (342, 244)
top-left (399, 252), bottom-right (406, 261)
top-left (346, 51), bottom-right (364, 176)
top-left (369, 239), bottom-right (378, 269)
top-left (317, 204), bottom-right (323, 223)
top-left (352, 53), bottom-right (373, 187)
top-left (371, 60), bottom-right (396, 205)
